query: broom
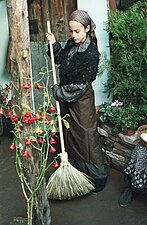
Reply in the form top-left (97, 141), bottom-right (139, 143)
top-left (46, 20), bottom-right (94, 200)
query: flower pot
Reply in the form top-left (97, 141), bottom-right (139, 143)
top-left (122, 129), bottom-right (135, 136)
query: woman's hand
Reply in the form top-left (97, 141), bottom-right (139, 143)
top-left (45, 32), bottom-right (56, 44)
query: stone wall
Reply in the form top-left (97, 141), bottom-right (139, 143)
top-left (97, 122), bottom-right (140, 171)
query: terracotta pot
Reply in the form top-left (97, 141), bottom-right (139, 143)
top-left (122, 129), bottom-right (135, 136)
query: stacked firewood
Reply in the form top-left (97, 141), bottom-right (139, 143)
top-left (97, 122), bottom-right (140, 171)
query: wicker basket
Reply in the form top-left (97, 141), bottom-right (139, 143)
top-left (137, 125), bottom-right (147, 147)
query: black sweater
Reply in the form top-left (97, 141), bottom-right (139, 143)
top-left (47, 38), bottom-right (99, 86)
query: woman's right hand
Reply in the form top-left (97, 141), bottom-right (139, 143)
top-left (45, 32), bottom-right (56, 44)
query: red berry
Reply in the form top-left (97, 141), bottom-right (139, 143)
top-left (29, 116), bottom-right (36, 123)
top-left (50, 147), bottom-right (56, 153)
top-left (6, 110), bottom-right (13, 117)
top-left (50, 132), bottom-right (55, 137)
top-left (34, 114), bottom-right (40, 120)
top-left (38, 130), bottom-right (44, 136)
top-left (34, 83), bottom-right (42, 89)
top-left (48, 106), bottom-right (56, 113)
top-left (9, 143), bottom-right (16, 150)
top-left (37, 138), bottom-right (43, 144)
top-left (10, 114), bottom-right (19, 123)
top-left (38, 112), bottom-right (44, 117)
top-left (22, 83), bottom-right (31, 89)
top-left (0, 108), bottom-right (5, 115)
top-left (53, 161), bottom-right (59, 168)
top-left (21, 151), bottom-right (29, 159)
top-left (25, 139), bottom-right (33, 145)
top-left (45, 119), bottom-right (51, 125)
top-left (22, 118), bottom-right (30, 124)
top-left (24, 112), bottom-right (32, 117)
top-left (50, 138), bottom-right (56, 145)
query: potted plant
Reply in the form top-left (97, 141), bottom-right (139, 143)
top-left (111, 105), bottom-right (144, 135)
top-left (98, 100), bottom-right (123, 123)
top-left (104, 2), bottom-right (147, 122)
top-left (98, 100), bottom-right (144, 135)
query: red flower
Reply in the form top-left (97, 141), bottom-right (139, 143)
top-left (10, 114), bottom-right (19, 123)
top-left (38, 130), bottom-right (44, 136)
top-left (34, 114), bottom-right (41, 121)
top-left (25, 139), bottom-right (33, 145)
top-left (38, 112), bottom-right (45, 117)
top-left (37, 138), bottom-right (43, 144)
top-left (53, 161), bottom-right (59, 168)
top-left (0, 108), bottom-right (5, 115)
top-left (34, 83), bottom-right (42, 89)
top-left (50, 138), bottom-right (56, 145)
top-left (22, 83), bottom-right (31, 89)
top-left (6, 110), bottom-right (13, 117)
top-left (21, 151), bottom-right (29, 159)
top-left (45, 119), bottom-right (51, 125)
top-left (22, 112), bottom-right (36, 124)
top-left (29, 116), bottom-right (36, 123)
top-left (24, 112), bottom-right (32, 117)
top-left (48, 106), bottom-right (56, 113)
top-left (50, 132), bottom-right (55, 137)
top-left (50, 147), bottom-right (56, 153)
top-left (22, 118), bottom-right (30, 124)
top-left (9, 143), bottom-right (16, 150)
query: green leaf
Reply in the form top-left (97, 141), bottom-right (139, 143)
top-left (29, 136), bottom-right (37, 142)
top-left (100, 115), bottom-right (106, 122)
top-left (62, 119), bottom-right (70, 129)
top-left (99, 107), bottom-right (106, 113)
top-left (21, 103), bottom-right (32, 111)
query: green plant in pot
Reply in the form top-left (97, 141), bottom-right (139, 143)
top-left (111, 105), bottom-right (144, 135)
top-left (98, 100), bottom-right (123, 123)
top-left (99, 100), bottom-right (144, 134)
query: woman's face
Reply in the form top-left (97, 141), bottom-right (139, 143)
top-left (69, 21), bottom-right (89, 44)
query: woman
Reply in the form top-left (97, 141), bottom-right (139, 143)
top-left (46, 10), bottom-right (107, 192)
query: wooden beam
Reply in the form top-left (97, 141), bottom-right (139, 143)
top-left (6, 0), bottom-right (33, 109)
top-left (6, 1), bottom-right (51, 224)
top-left (109, 0), bottom-right (117, 11)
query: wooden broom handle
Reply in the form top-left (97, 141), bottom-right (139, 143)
top-left (47, 20), bottom-right (66, 155)
top-left (47, 20), bottom-right (57, 85)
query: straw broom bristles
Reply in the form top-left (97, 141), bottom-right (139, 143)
top-left (46, 152), bottom-right (95, 200)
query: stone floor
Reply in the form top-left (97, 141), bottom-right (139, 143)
top-left (0, 135), bottom-right (147, 225)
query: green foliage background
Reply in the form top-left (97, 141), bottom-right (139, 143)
top-left (104, 2), bottom-right (147, 122)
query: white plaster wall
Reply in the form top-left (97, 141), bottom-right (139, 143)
top-left (0, 0), bottom-right (10, 87)
top-left (78, 0), bottom-right (112, 105)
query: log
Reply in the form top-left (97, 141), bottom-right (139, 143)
top-left (6, 1), bottom-right (51, 224)
top-left (108, 0), bottom-right (117, 11)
